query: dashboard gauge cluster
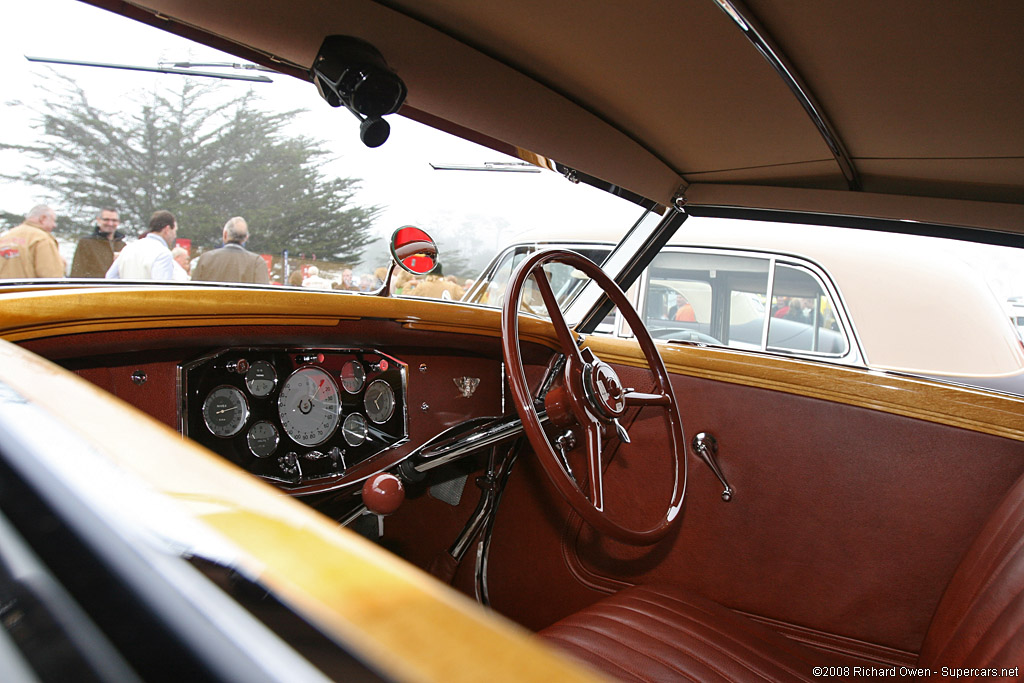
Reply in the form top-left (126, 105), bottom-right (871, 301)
top-left (180, 348), bottom-right (407, 485)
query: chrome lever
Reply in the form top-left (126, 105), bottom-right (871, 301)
top-left (612, 418), bottom-right (631, 444)
top-left (555, 430), bottom-right (578, 482)
top-left (692, 432), bottom-right (733, 502)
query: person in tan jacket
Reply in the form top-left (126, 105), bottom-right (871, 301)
top-left (0, 205), bottom-right (64, 279)
top-left (191, 216), bottom-right (270, 284)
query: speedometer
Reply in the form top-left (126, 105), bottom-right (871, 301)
top-left (202, 385), bottom-right (249, 437)
top-left (277, 367), bottom-right (340, 447)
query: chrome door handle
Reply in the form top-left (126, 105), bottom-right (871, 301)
top-left (692, 432), bottom-right (733, 502)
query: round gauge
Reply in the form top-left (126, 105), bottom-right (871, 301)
top-left (277, 367), bottom-right (341, 447)
top-left (340, 360), bottom-right (366, 394)
top-left (363, 380), bottom-right (395, 424)
top-left (202, 385), bottom-right (249, 437)
top-left (245, 360), bottom-right (278, 397)
top-left (247, 420), bottom-right (280, 458)
top-left (342, 412), bottom-right (368, 447)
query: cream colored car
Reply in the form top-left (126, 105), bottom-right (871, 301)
top-left (468, 216), bottom-right (1024, 395)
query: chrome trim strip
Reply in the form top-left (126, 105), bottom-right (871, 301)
top-left (713, 0), bottom-right (860, 191)
top-left (407, 412), bottom-right (543, 474)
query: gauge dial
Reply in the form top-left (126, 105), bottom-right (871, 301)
top-left (245, 360), bottom-right (278, 397)
top-left (342, 413), bottom-right (368, 446)
top-left (278, 367), bottom-right (340, 447)
top-left (363, 379), bottom-right (395, 424)
top-left (340, 360), bottom-right (365, 394)
top-left (202, 385), bottom-right (249, 437)
top-left (247, 421), bottom-right (280, 458)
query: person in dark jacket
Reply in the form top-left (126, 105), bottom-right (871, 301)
top-left (70, 207), bottom-right (125, 278)
top-left (191, 216), bottom-right (270, 284)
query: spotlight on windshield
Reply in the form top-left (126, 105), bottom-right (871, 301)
top-left (311, 36), bottom-right (407, 148)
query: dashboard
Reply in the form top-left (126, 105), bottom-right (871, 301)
top-left (181, 347), bottom-right (408, 487)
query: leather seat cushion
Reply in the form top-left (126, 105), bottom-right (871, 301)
top-left (540, 584), bottom-right (850, 682)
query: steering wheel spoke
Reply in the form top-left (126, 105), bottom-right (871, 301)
top-left (625, 390), bottom-right (671, 407)
top-left (583, 419), bottom-right (606, 511)
top-left (531, 268), bottom-right (584, 363)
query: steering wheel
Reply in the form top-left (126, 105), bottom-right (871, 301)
top-left (501, 249), bottom-right (686, 545)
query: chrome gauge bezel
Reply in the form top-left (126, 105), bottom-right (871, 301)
top-left (340, 360), bottom-right (366, 394)
top-left (247, 420), bottom-right (280, 458)
top-left (245, 360), bottom-right (278, 397)
top-left (201, 385), bottom-right (249, 438)
top-left (342, 412), bottom-right (368, 446)
top-left (364, 379), bottom-right (396, 424)
top-left (277, 366), bottom-right (341, 447)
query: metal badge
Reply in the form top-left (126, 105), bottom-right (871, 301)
top-left (453, 376), bottom-right (480, 398)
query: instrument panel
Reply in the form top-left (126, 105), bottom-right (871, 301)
top-left (181, 348), bottom-right (407, 486)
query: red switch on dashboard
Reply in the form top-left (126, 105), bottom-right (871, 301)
top-left (361, 473), bottom-right (405, 515)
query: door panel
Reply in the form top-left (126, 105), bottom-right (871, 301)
top-left (485, 345), bottom-right (1024, 657)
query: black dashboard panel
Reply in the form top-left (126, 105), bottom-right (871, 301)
top-left (181, 348), bottom-right (407, 486)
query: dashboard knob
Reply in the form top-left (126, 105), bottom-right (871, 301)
top-left (361, 473), bottom-right (405, 515)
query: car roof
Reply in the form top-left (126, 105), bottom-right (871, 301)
top-left (495, 218), bottom-right (1024, 377)
top-left (666, 219), bottom-right (1024, 377)
top-left (93, 0), bottom-right (1024, 235)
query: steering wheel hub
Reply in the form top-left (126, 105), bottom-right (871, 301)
top-left (583, 361), bottom-right (626, 419)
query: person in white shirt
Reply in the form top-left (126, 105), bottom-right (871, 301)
top-left (170, 246), bottom-right (191, 281)
top-left (105, 210), bottom-right (179, 280)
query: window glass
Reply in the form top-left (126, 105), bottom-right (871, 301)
top-left (464, 245), bottom-right (612, 316)
top-left (767, 264), bottom-right (848, 355)
top-left (643, 251), bottom-right (770, 346)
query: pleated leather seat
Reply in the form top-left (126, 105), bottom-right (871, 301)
top-left (541, 585), bottom-right (845, 682)
top-left (542, 470), bottom-right (1024, 682)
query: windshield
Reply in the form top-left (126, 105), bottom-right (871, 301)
top-left (0, 0), bottom-right (642, 294)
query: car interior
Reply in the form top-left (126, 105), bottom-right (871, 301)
top-left (2, 0), bottom-right (1024, 681)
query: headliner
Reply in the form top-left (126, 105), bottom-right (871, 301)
top-left (86, 0), bottom-right (1024, 233)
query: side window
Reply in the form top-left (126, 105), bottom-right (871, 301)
top-left (643, 251), bottom-right (770, 346)
top-left (767, 264), bottom-right (848, 355)
top-left (639, 250), bottom-right (849, 359)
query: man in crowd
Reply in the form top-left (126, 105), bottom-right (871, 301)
top-left (70, 207), bottom-right (125, 277)
top-left (105, 210), bottom-right (179, 280)
top-left (0, 204), bottom-right (64, 279)
top-left (191, 216), bottom-right (269, 284)
top-left (171, 246), bottom-right (191, 281)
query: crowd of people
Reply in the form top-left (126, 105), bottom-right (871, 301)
top-left (0, 205), bottom-right (270, 284)
top-left (1, 205), bottom-right (475, 300)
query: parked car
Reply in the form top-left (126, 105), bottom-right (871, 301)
top-left (467, 218), bottom-right (1024, 395)
top-left (2, 1), bottom-right (1024, 682)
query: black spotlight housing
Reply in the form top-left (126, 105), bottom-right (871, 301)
top-left (311, 36), bottom-right (407, 148)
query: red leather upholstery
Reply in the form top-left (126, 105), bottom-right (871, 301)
top-left (918, 474), bottom-right (1024, 670)
top-left (540, 585), bottom-right (843, 681)
top-left (542, 472), bottom-right (1024, 681)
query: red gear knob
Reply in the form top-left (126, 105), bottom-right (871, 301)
top-left (361, 472), bottom-right (405, 515)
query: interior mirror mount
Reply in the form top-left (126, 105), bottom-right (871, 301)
top-left (311, 35), bottom-right (407, 148)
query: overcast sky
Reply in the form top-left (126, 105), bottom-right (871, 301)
top-left (0, 0), bottom-right (640, 266)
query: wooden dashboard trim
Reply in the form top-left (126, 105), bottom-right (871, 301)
top-left (4, 285), bottom-right (1023, 442)
top-left (589, 336), bottom-right (1024, 442)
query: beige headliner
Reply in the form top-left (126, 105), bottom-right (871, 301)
top-left (89, 0), bottom-right (1024, 232)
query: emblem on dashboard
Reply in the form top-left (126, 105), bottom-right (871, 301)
top-left (453, 376), bottom-right (480, 398)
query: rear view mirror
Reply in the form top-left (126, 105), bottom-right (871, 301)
top-left (391, 226), bottom-right (438, 275)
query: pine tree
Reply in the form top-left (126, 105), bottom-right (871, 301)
top-left (2, 76), bottom-right (379, 264)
